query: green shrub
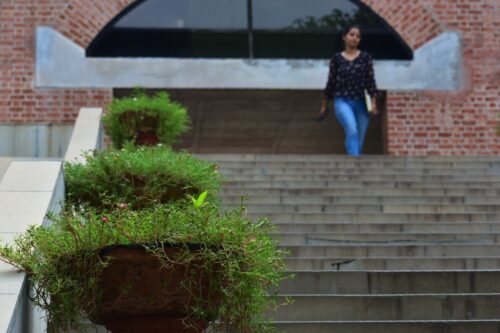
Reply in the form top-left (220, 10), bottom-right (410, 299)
top-left (64, 146), bottom-right (223, 210)
top-left (0, 200), bottom-right (288, 332)
top-left (103, 90), bottom-right (190, 148)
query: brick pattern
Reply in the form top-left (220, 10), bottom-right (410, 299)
top-left (383, 0), bottom-right (500, 155)
top-left (0, 0), bottom-right (499, 154)
top-left (0, 0), bottom-right (133, 124)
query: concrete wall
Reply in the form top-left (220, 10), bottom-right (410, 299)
top-left (0, 124), bottom-right (73, 158)
top-left (36, 27), bottom-right (462, 91)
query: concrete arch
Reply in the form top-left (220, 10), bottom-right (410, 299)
top-left (56, 0), bottom-right (443, 51)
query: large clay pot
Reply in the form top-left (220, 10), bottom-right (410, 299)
top-left (135, 131), bottom-right (159, 146)
top-left (119, 112), bottom-right (160, 146)
top-left (90, 245), bottom-right (220, 333)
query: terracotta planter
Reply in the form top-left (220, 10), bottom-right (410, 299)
top-left (90, 244), bottom-right (220, 333)
top-left (119, 112), bottom-right (160, 146)
top-left (124, 174), bottom-right (195, 208)
top-left (135, 131), bottom-right (159, 146)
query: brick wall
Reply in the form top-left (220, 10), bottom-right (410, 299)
top-left (381, 0), bottom-right (500, 155)
top-left (0, 0), bottom-right (133, 124)
top-left (0, 0), bottom-right (498, 154)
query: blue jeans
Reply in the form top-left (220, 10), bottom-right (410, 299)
top-left (334, 97), bottom-right (370, 156)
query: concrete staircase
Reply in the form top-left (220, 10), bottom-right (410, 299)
top-left (200, 154), bottom-right (500, 333)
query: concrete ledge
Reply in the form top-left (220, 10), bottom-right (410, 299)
top-left (64, 108), bottom-right (103, 164)
top-left (0, 161), bottom-right (62, 333)
top-left (0, 161), bottom-right (61, 192)
top-left (36, 26), bottom-right (462, 91)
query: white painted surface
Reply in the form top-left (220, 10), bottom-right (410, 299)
top-left (64, 108), bottom-right (103, 164)
top-left (0, 161), bottom-right (62, 192)
top-left (0, 294), bottom-right (22, 333)
top-left (36, 26), bottom-right (463, 91)
top-left (0, 161), bottom-right (62, 333)
top-left (0, 193), bottom-right (54, 232)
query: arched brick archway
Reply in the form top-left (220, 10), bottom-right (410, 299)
top-left (55, 0), bottom-right (136, 48)
top-left (56, 0), bottom-right (443, 51)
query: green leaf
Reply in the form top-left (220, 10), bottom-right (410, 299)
top-left (196, 191), bottom-right (208, 208)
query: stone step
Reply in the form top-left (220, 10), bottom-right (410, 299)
top-left (247, 213), bottom-right (500, 223)
top-left (270, 294), bottom-right (500, 321)
top-left (272, 232), bottom-right (500, 245)
top-left (281, 244), bottom-right (500, 257)
top-left (284, 257), bottom-right (500, 271)
top-left (277, 271), bottom-right (500, 294)
top-left (218, 167), bottom-right (500, 176)
top-left (220, 188), bottom-right (500, 196)
top-left (271, 320), bottom-right (500, 333)
top-left (274, 222), bottom-right (500, 234)
top-left (224, 174), bottom-right (500, 182)
top-left (212, 161), bottom-right (500, 169)
top-left (221, 195), bottom-right (500, 205)
top-left (236, 204), bottom-right (500, 214)
top-left (223, 180), bottom-right (500, 189)
top-left (198, 154), bottom-right (500, 162)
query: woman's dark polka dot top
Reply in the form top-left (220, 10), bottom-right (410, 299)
top-left (323, 50), bottom-right (378, 100)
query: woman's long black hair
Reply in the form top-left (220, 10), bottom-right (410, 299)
top-left (342, 24), bottom-right (362, 37)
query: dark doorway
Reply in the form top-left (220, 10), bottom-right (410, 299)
top-left (114, 89), bottom-right (385, 154)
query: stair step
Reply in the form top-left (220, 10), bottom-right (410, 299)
top-left (223, 180), bottom-right (500, 189)
top-left (220, 188), bottom-right (500, 196)
top-left (285, 257), bottom-right (500, 271)
top-left (273, 222), bottom-right (500, 233)
top-left (198, 154), bottom-right (500, 162)
top-left (277, 270), bottom-right (500, 294)
top-left (212, 161), bottom-right (500, 169)
top-left (270, 320), bottom-right (500, 333)
top-left (218, 167), bottom-right (500, 176)
top-left (248, 213), bottom-right (500, 223)
top-left (235, 204), bottom-right (500, 214)
top-left (221, 195), bottom-right (500, 204)
top-left (225, 174), bottom-right (500, 182)
top-left (272, 232), bottom-right (500, 245)
top-left (270, 294), bottom-right (500, 321)
top-left (281, 244), bottom-right (500, 257)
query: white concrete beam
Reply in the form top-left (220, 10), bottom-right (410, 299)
top-left (36, 27), bottom-right (463, 91)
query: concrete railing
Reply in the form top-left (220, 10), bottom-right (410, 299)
top-left (0, 107), bottom-right (103, 333)
top-left (64, 108), bottom-right (104, 164)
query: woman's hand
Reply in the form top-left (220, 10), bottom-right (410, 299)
top-left (317, 106), bottom-right (329, 122)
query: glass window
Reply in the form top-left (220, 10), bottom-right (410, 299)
top-left (88, 0), bottom-right (248, 58)
top-left (87, 0), bottom-right (412, 60)
top-left (115, 0), bottom-right (247, 29)
top-left (252, 0), bottom-right (409, 59)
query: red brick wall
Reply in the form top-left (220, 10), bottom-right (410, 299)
top-left (380, 0), bottom-right (500, 155)
top-left (0, 0), bottom-right (499, 154)
top-left (0, 0), bottom-right (133, 124)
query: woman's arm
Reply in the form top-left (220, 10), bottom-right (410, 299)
top-left (320, 58), bottom-right (336, 114)
top-left (366, 54), bottom-right (378, 114)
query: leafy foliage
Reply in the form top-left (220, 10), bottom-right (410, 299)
top-left (288, 8), bottom-right (381, 32)
top-left (64, 145), bottom-right (223, 210)
top-left (103, 90), bottom-right (190, 148)
top-left (0, 201), bottom-right (287, 332)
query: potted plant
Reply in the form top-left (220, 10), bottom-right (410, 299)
top-left (64, 145), bottom-right (223, 210)
top-left (103, 89), bottom-right (190, 148)
top-left (0, 197), bottom-right (287, 332)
